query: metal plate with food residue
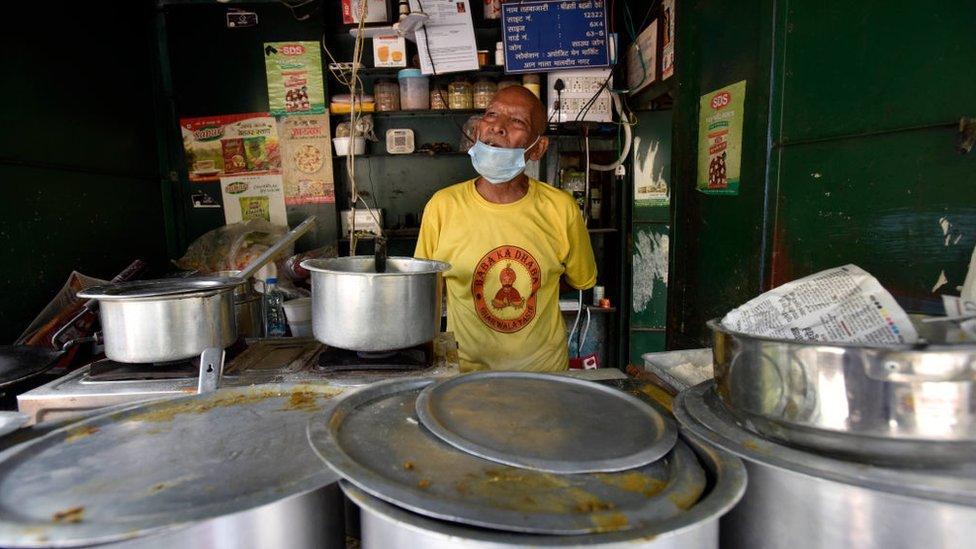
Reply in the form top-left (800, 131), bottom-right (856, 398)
top-left (307, 378), bottom-right (705, 535)
top-left (416, 372), bottom-right (678, 473)
top-left (0, 383), bottom-right (344, 547)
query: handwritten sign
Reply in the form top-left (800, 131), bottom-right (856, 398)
top-left (501, 0), bottom-right (610, 74)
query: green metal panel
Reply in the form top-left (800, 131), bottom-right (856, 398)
top-left (630, 224), bottom-right (670, 328)
top-left (0, 1), bottom-right (168, 342)
top-left (779, 2), bottom-right (976, 143)
top-left (771, 128), bottom-right (976, 310)
top-left (629, 331), bottom-right (666, 367)
top-left (770, 1), bottom-right (976, 313)
top-left (667, 0), bottom-right (777, 348)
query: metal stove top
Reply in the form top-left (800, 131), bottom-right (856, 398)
top-left (17, 334), bottom-right (459, 425)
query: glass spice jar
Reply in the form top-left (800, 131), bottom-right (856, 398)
top-left (448, 77), bottom-right (473, 110)
top-left (374, 79), bottom-right (400, 112)
top-left (430, 80), bottom-right (449, 110)
top-left (473, 77), bottom-right (497, 109)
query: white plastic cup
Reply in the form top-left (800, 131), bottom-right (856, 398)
top-left (592, 285), bottom-right (605, 307)
top-left (333, 137), bottom-right (366, 156)
top-left (289, 321), bottom-right (313, 338)
top-left (282, 297), bottom-right (312, 323)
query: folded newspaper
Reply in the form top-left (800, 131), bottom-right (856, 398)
top-left (722, 265), bottom-right (918, 344)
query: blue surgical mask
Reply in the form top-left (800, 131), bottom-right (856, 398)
top-left (468, 136), bottom-right (540, 185)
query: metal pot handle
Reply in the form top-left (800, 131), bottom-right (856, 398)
top-left (197, 347), bottom-right (225, 394)
top-left (50, 300), bottom-right (98, 349)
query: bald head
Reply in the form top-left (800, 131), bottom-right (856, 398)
top-left (489, 85), bottom-right (547, 137)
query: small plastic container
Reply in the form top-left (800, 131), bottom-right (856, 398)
top-left (522, 73), bottom-right (541, 98)
top-left (374, 79), bottom-right (401, 111)
top-left (398, 68), bottom-right (430, 110)
top-left (333, 136), bottom-right (366, 156)
top-left (430, 80), bottom-right (449, 110)
top-left (497, 77), bottom-right (520, 90)
top-left (449, 77), bottom-right (473, 110)
top-left (473, 77), bottom-right (497, 109)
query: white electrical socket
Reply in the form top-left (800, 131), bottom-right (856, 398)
top-left (547, 69), bottom-right (613, 123)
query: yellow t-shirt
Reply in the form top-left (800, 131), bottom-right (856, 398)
top-left (415, 178), bottom-right (597, 372)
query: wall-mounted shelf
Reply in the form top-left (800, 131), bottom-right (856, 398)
top-left (338, 66), bottom-right (507, 78)
top-left (336, 109), bottom-right (483, 118)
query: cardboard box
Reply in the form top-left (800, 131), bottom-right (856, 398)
top-left (373, 35), bottom-right (407, 67)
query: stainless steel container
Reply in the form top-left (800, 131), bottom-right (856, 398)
top-left (78, 277), bottom-right (241, 363)
top-left (708, 318), bottom-right (976, 462)
top-left (0, 384), bottom-right (346, 548)
top-left (213, 270), bottom-right (263, 338)
top-left (340, 431), bottom-right (746, 549)
top-left (301, 256), bottom-right (450, 351)
top-left (675, 382), bottom-right (976, 549)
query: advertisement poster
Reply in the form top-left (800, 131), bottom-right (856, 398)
top-left (180, 113), bottom-right (281, 182)
top-left (661, 0), bottom-right (675, 79)
top-left (633, 133), bottom-right (669, 205)
top-left (278, 114), bottom-right (335, 205)
top-left (264, 41), bottom-right (326, 116)
top-left (219, 174), bottom-right (288, 227)
top-left (697, 80), bottom-right (746, 195)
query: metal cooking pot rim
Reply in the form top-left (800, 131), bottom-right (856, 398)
top-left (78, 277), bottom-right (244, 301)
top-left (301, 256), bottom-right (451, 276)
top-left (707, 317), bottom-right (976, 352)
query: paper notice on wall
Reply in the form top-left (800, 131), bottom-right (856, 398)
top-left (722, 265), bottom-right (919, 344)
top-left (219, 174), bottom-right (288, 227)
top-left (661, 0), bottom-right (675, 79)
top-left (264, 41), bottom-right (326, 116)
top-left (278, 114), bottom-right (335, 204)
top-left (181, 113), bottom-right (281, 182)
top-left (409, 0), bottom-right (479, 74)
top-left (626, 19), bottom-right (656, 94)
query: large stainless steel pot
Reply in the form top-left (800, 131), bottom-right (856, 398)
top-left (301, 256), bottom-right (450, 351)
top-left (675, 382), bottom-right (976, 549)
top-left (78, 277), bottom-right (241, 363)
top-left (339, 431), bottom-right (746, 549)
top-left (708, 318), bottom-right (976, 462)
top-left (213, 270), bottom-right (263, 338)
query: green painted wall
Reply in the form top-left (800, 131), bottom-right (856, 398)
top-left (0, 1), bottom-right (168, 342)
top-left (668, 0), bottom-right (976, 347)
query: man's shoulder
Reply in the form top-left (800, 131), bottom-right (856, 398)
top-left (531, 179), bottom-right (579, 212)
top-left (427, 179), bottom-right (472, 207)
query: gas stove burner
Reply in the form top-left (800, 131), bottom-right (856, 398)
top-left (317, 342), bottom-right (434, 372)
top-left (88, 360), bottom-right (198, 382)
top-left (356, 351), bottom-right (397, 360)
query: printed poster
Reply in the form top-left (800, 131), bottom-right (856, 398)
top-left (278, 114), bottom-right (335, 205)
top-left (180, 113), bottom-right (281, 182)
top-left (626, 19), bottom-right (657, 94)
top-left (633, 133), bottom-right (669, 205)
top-left (697, 80), bottom-right (746, 195)
top-left (661, 0), bottom-right (675, 79)
top-left (264, 41), bottom-right (326, 116)
top-left (219, 174), bottom-right (288, 227)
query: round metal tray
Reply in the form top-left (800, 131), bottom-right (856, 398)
top-left (308, 378), bottom-right (705, 535)
top-left (0, 383), bottom-right (345, 547)
top-left (415, 372), bottom-right (677, 473)
top-left (674, 381), bottom-right (976, 508)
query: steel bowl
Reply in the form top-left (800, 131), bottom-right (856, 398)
top-left (300, 256), bottom-right (450, 352)
top-left (78, 277), bottom-right (242, 363)
top-left (708, 318), bottom-right (976, 463)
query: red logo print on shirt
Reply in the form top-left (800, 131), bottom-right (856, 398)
top-left (472, 245), bottom-right (540, 333)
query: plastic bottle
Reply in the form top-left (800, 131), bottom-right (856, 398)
top-left (263, 277), bottom-right (287, 337)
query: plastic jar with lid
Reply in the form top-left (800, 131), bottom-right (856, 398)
top-left (374, 79), bottom-right (400, 112)
top-left (497, 77), bottom-right (520, 91)
top-left (522, 74), bottom-right (541, 99)
top-left (430, 80), bottom-right (449, 110)
top-left (473, 77), bottom-right (497, 109)
top-left (398, 69), bottom-right (430, 110)
top-left (448, 78), bottom-right (473, 110)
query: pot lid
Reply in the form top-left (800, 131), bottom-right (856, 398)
top-left (0, 383), bottom-right (344, 547)
top-left (77, 277), bottom-right (243, 301)
top-left (674, 381), bottom-right (976, 508)
top-left (415, 372), bottom-right (677, 474)
top-left (308, 378), bottom-right (706, 535)
top-left (300, 256), bottom-right (450, 276)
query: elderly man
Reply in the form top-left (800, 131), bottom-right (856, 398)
top-left (414, 86), bottom-right (597, 372)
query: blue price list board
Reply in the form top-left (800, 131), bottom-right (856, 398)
top-left (501, 0), bottom-right (610, 74)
